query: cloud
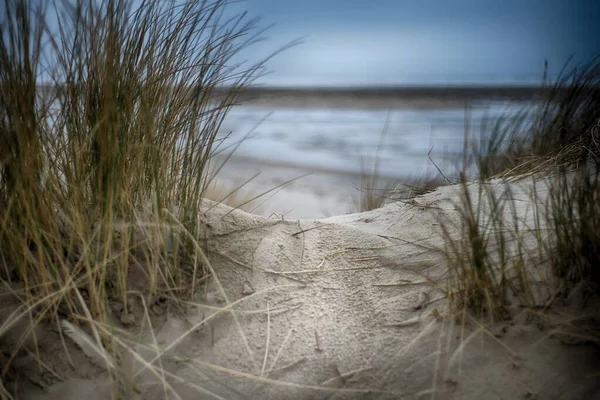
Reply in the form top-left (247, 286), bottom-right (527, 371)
top-left (226, 0), bottom-right (600, 86)
top-left (254, 29), bottom-right (548, 86)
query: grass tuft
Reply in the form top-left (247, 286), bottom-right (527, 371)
top-left (546, 161), bottom-right (600, 296)
top-left (439, 57), bottom-right (600, 335)
top-left (439, 175), bottom-right (538, 320)
top-left (475, 57), bottom-right (600, 179)
top-left (0, 0), bottom-right (276, 394)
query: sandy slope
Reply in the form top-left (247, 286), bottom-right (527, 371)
top-left (12, 176), bottom-right (600, 400)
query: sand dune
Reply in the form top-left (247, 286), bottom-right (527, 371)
top-left (11, 174), bottom-right (600, 400)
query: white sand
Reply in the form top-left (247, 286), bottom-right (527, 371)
top-left (9, 174), bottom-right (600, 400)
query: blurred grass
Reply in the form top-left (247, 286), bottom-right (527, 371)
top-left (203, 179), bottom-right (261, 212)
top-left (439, 57), bottom-right (600, 332)
top-left (474, 57), bottom-right (600, 179)
top-left (354, 171), bottom-right (447, 212)
top-left (354, 109), bottom-right (449, 212)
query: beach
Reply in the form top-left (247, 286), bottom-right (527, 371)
top-left (6, 86), bottom-right (599, 400)
top-left (211, 90), bottom-right (534, 218)
top-left (13, 175), bottom-right (600, 400)
top-left (3, 0), bottom-right (599, 397)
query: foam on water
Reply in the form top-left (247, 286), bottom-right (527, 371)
top-left (217, 100), bottom-right (533, 178)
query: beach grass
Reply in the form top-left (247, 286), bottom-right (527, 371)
top-left (355, 117), bottom-right (449, 213)
top-left (438, 57), bottom-right (600, 332)
top-left (354, 172), bottom-right (447, 212)
top-left (0, 0), bottom-right (277, 395)
top-left (475, 57), bottom-right (600, 178)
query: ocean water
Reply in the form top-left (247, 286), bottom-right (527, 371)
top-left (217, 100), bottom-right (533, 179)
top-left (36, 85), bottom-right (536, 180)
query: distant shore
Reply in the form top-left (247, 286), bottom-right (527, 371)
top-left (223, 85), bottom-right (573, 109)
top-left (38, 84), bottom-right (580, 110)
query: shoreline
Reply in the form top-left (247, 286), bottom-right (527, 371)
top-left (224, 84), bottom-right (566, 110)
top-left (37, 84), bottom-right (554, 110)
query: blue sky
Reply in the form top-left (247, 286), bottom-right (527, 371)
top-left (228, 0), bottom-right (600, 86)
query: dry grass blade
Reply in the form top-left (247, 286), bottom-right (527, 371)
top-left (60, 319), bottom-right (115, 369)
